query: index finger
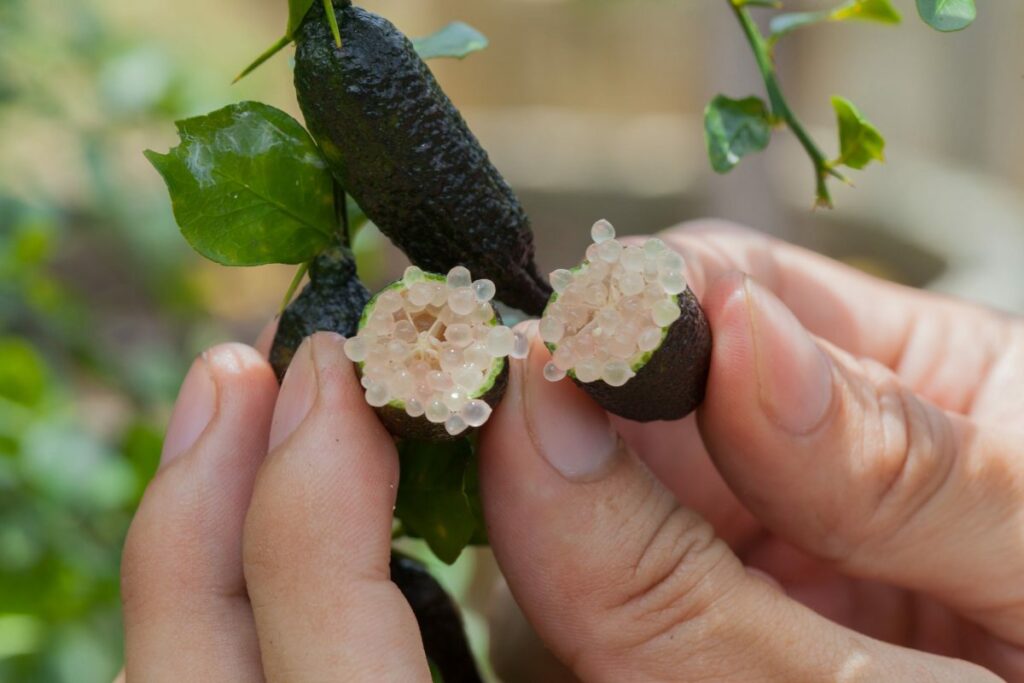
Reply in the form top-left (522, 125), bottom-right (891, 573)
top-left (658, 220), bottom-right (1015, 415)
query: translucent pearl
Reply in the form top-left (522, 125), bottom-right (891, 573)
top-left (386, 340), bottom-right (407, 359)
top-left (470, 303), bottom-right (494, 324)
top-left (410, 361), bottom-right (431, 379)
top-left (430, 283), bottom-right (448, 307)
top-left (620, 246), bottom-right (645, 272)
top-left (618, 271), bottom-right (645, 296)
top-left (445, 414), bottom-right (468, 436)
top-left (549, 269), bottom-right (574, 294)
top-left (591, 219), bottom-right (615, 243)
top-left (376, 290), bottom-right (403, 312)
top-left (472, 279), bottom-right (496, 302)
top-left (425, 399), bottom-right (449, 423)
top-left (660, 271), bottom-right (686, 295)
top-left (448, 287), bottom-right (477, 315)
top-left (428, 370), bottom-right (453, 391)
top-left (394, 320), bottom-right (418, 344)
top-left (643, 238), bottom-right (666, 257)
top-left (465, 344), bottom-right (491, 368)
top-left (442, 389), bottom-right (467, 412)
top-left (596, 309), bottom-right (621, 332)
top-left (486, 326), bottom-right (514, 357)
top-left (552, 345), bottom-right (576, 370)
top-left (584, 284), bottom-right (606, 307)
top-left (440, 347), bottom-right (462, 371)
top-left (360, 375), bottom-right (373, 389)
top-left (402, 265), bottom-right (424, 286)
top-left (585, 243), bottom-right (601, 262)
top-left (597, 239), bottom-right (623, 263)
top-left (343, 337), bottom-right (368, 362)
top-left (445, 323), bottom-right (473, 347)
top-left (659, 251), bottom-right (684, 273)
top-left (543, 362), bottom-right (566, 382)
top-left (575, 358), bottom-right (602, 383)
top-left (538, 317), bottom-right (565, 344)
top-left (453, 366), bottom-right (480, 390)
top-left (409, 282), bottom-right (434, 307)
top-left (511, 331), bottom-right (530, 359)
top-left (460, 399), bottom-right (492, 428)
top-left (405, 398), bottom-right (425, 418)
top-left (365, 382), bottom-right (390, 407)
top-left (602, 361), bottom-right (632, 387)
top-left (638, 327), bottom-right (663, 352)
top-left (446, 266), bottom-right (472, 289)
top-left (652, 299), bottom-right (681, 327)
top-left (607, 335), bottom-right (635, 359)
top-left (391, 370), bottom-right (414, 396)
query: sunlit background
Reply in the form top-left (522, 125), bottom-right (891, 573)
top-left (1, 0), bottom-right (1021, 680)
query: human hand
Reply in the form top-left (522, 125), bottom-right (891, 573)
top-left (120, 221), bottom-right (1023, 682)
top-left (483, 221), bottom-right (1023, 682)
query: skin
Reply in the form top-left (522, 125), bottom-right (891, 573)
top-left (119, 221), bottom-right (1024, 682)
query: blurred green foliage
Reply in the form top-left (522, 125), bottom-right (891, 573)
top-left (0, 0), bottom-right (226, 680)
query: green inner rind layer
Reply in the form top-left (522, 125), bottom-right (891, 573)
top-left (356, 272), bottom-right (506, 409)
top-left (543, 262), bottom-right (677, 380)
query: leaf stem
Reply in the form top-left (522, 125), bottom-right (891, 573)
top-left (322, 0), bottom-right (342, 48)
top-left (232, 35), bottom-right (291, 85)
top-left (727, 0), bottom-right (834, 207)
top-left (333, 179), bottom-right (351, 247)
top-left (279, 262), bottom-right (309, 314)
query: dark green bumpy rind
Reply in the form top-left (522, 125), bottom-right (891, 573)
top-left (269, 246), bottom-right (371, 382)
top-left (293, 1), bottom-right (551, 315)
top-left (554, 286), bottom-right (711, 422)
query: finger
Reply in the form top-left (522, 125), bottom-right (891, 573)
top-left (696, 273), bottom-right (1024, 656)
top-left (659, 220), bottom-right (1020, 417)
top-left (254, 318), bottom-right (279, 359)
top-left (122, 343), bottom-right (277, 682)
top-left (242, 333), bottom-right (429, 682)
top-left (478, 331), bottom-right (997, 682)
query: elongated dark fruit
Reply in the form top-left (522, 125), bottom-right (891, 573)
top-left (270, 245), bottom-right (371, 382)
top-left (391, 552), bottom-right (482, 683)
top-left (539, 221), bottom-right (711, 422)
top-left (294, 1), bottom-right (551, 315)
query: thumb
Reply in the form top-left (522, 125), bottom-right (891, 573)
top-left (697, 273), bottom-right (1024, 650)
top-left (478, 326), bottom-right (994, 682)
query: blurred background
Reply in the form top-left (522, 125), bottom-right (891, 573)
top-left (0, 0), bottom-right (1020, 680)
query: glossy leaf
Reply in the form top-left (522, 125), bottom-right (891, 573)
top-left (703, 95), bottom-right (772, 174)
top-left (412, 22), bottom-right (489, 60)
top-left (395, 439), bottom-right (484, 565)
top-left (831, 96), bottom-right (885, 170)
top-left (770, 0), bottom-right (900, 39)
top-left (145, 101), bottom-right (336, 266)
top-left (916, 0), bottom-right (976, 32)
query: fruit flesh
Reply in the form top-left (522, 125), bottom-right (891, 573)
top-left (345, 267), bottom-right (527, 438)
top-left (539, 221), bottom-right (711, 422)
top-left (539, 220), bottom-right (686, 386)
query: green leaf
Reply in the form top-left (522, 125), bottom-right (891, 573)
top-left (770, 0), bottom-right (900, 39)
top-left (831, 96), bottom-right (886, 170)
top-left (916, 0), bottom-right (975, 31)
top-left (0, 337), bottom-right (48, 407)
top-left (395, 439), bottom-right (484, 564)
top-left (412, 22), bottom-right (489, 60)
top-left (832, 0), bottom-right (901, 23)
top-left (145, 101), bottom-right (337, 266)
top-left (703, 95), bottom-right (772, 174)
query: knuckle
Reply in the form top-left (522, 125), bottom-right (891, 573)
top-left (596, 490), bottom-right (739, 663)
top-left (825, 359), bottom-right (956, 564)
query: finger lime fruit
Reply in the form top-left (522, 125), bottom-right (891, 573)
top-left (293, 0), bottom-right (551, 315)
top-left (538, 221), bottom-right (711, 422)
top-left (270, 245), bottom-right (371, 382)
top-left (343, 266), bottom-right (528, 441)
